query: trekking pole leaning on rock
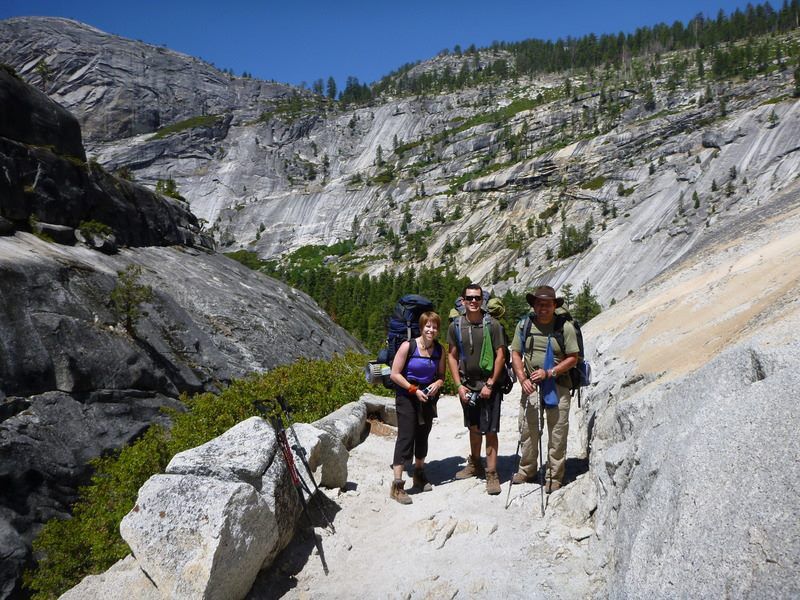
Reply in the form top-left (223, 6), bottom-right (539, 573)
top-left (276, 395), bottom-right (335, 533)
top-left (505, 392), bottom-right (530, 510)
top-left (271, 413), bottom-right (330, 575)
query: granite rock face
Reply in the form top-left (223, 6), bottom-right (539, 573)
top-left (0, 18), bottom-right (295, 143)
top-left (0, 68), bottom-right (208, 248)
top-left (0, 64), bottom-right (84, 159)
top-left (590, 342), bottom-right (800, 599)
top-left (0, 235), bottom-right (363, 597)
top-left (4, 18), bottom-right (800, 307)
top-left (574, 195), bottom-right (800, 598)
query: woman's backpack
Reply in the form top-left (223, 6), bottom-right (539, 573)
top-left (365, 294), bottom-right (434, 388)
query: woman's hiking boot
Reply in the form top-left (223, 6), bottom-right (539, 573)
top-left (485, 470), bottom-right (501, 495)
top-left (413, 467), bottom-right (433, 492)
top-left (455, 455), bottom-right (485, 480)
top-left (390, 479), bottom-right (412, 504)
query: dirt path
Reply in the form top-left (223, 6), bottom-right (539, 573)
top-left (250, 392), bottom-right (600, 599)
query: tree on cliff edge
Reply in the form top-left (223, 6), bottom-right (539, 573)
top-left (111, 265), bottom-right (153, 334)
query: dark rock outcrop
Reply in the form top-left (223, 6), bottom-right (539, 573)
top-left (0, 61), bottom-right (363, 599)
top-left (0, 68), bottom-right (209, 249)
top-left (0, 64), bottom-right (84, 159)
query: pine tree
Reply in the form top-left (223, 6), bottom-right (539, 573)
top-left (326, 76), bottom-right (337, 100)
top-left (110, 265), bottom-right (153, 334)
top-left (573, 280), bottom-right (602, 323)
top-left (35, 59), bottom-right (51, 91)
top-left (560, 283), bottom-right (575, 310)
top-left (794, 66), bottom-right (800, 98)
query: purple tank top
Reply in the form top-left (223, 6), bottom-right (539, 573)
top-left (404, 342), bottom-right (439, 384)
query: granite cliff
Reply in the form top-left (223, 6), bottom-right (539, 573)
top-left (3, 17), bottom-right (800, 306)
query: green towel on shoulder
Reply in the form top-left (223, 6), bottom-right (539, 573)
top-left (479, 326), bottom-right (494, 373)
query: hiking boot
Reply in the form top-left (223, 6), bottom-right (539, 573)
top-left (511, 472), bottom-right (536, 485)
top-left (413, 467), bottom-right (433, 492)
top-left (454, 455), bottom-right (485, 480)
top-left (390, 479), bottom-right (412, 504)
top-left (544, 479), bottom-right (562, 494)
top-left (486, 470), bottom-right (501, 495)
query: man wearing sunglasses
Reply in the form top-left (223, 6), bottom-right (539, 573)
top-left (446, 283), bottom-right (507, 495)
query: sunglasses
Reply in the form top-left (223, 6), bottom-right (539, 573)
top-left (464, 295), bottom-right (482, 302)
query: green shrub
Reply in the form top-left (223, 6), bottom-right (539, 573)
top-left (373, 166), bottom-right (395, 184)
top-left (26, 351), bottom-right (387, 598)
top-left (581, 175), bottom-right (606, 190)
top-left (78, 220), bottom-right (113, 237)
top-left (149, 115), bottom-right (221, 140)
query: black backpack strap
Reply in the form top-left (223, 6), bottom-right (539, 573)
top-left (552, 313), bottom-right (570, 356)
top-left (520, 315), bottom-right (533, 354)
top-left (432, 340), bottom-right (444, 378)
top-left (401, 338), bottom-right (417, 376)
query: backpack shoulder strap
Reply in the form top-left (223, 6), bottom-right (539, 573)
top-left (520, 315), bottom-right (533, 354)
top-left (552, 313), bottom-right (573, 356)
top-left (454, 316), bottom-right (465, 360)
top-left (402, 338), bottom-right (417, 374)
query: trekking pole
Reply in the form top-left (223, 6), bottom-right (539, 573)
top-left (538, 388), bottom-right (545, 518)
top-left (275, 395), bottom-right (335, 533)
top-left (505, 391), bottom-right (529, 510)
top-left (271, 414), bottom-right (330, 575)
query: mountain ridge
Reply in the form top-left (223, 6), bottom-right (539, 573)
top-left (5, 16), bottom-right (798, 306)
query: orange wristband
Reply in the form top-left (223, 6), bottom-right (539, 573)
top-left (408, 384), bottom-right (418, 394)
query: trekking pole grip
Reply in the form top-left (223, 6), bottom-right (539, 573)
top-left (277, 395), bottom-right (296, 420)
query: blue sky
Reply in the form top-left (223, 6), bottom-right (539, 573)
top-left (2, 1), bottom-right (758, 88)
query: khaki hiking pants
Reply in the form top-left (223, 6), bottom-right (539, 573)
top-left (517, 383), bottom-right (571, 483)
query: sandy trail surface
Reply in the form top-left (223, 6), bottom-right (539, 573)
top-left (250, 392), bottom-right (598, 599)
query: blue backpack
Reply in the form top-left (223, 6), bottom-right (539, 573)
top-left (372, 294), bottom-right (435, 389)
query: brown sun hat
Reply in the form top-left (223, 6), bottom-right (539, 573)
top-left (525, 285), bottom-right (564, 308)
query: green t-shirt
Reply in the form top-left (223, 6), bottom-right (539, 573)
top-left (511, 312), bottom-right (579, 377)
top-left (447, 316), bottom-right (506, 385)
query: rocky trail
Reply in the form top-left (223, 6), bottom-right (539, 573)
top-left (252, 391), bottom-right (600, 599)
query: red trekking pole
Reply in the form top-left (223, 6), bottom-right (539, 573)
top-left (271, 414), bottom-right (330, 575)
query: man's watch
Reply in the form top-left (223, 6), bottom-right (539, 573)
top-left (486, 381), bottom-right (494, 389)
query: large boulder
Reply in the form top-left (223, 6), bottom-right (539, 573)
top-left (165, 417), bottom-right (277, 485)
top-left (313, 400), bottom-right (368, 451)
top-left (120, 474), bottom-right (276, 600)
top-left (292, 422), bottom-right (349, 489)
top-left (60, 556), bottom-right (160, 600)
top-left (64, 399), bottom-right (373, 599)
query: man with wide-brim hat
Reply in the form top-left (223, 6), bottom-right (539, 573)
top-left (525, 286), bottom-right (564, 308)
top-left (510, 285), bottom-right (579, 494)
